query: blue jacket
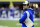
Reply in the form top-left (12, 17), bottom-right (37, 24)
top-left (19, 9), bottom-right (34, 27)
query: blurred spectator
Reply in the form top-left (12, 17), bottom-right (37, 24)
top-left (33, 4), bottom-right (39, 18)
top-left (1, 7), bottom-right (7, 18)
top-left (0, 8), bottom-right (2, 17)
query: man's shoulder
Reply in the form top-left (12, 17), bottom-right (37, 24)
top-left (24, 11), bottom-right (29, 13)
top-left (23, 11), bottom-right (30, 15)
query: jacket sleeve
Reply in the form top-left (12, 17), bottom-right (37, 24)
top-left (19, 12), bottom-right (27, 24)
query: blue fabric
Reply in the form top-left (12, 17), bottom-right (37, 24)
top-left (19, 12), bottom-right (27, 23)
top-left (10, 9), bottom-right (14, 17)
top-left (0, 9), bottom-right (6, 17)
top-left (0, 10), bottom-right (2, 17)
top-left (19, 9), bottom-right (34, 27)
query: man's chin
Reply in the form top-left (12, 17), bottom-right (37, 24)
top-left (23, 9), bottom-right (27, 10)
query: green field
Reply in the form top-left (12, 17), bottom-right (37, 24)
top-left (0, 20), bottom-right (40, 27)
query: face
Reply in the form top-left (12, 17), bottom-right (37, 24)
top-left (23, 4), bottom-right (29, 10)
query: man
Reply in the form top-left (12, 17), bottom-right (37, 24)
top-left (1, 7), bottom-right (7, 18)
top-left (19, 1), bottom-right (34, 27)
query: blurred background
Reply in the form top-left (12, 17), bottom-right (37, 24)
top-left (0, 0), bottom-right (40, 27)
